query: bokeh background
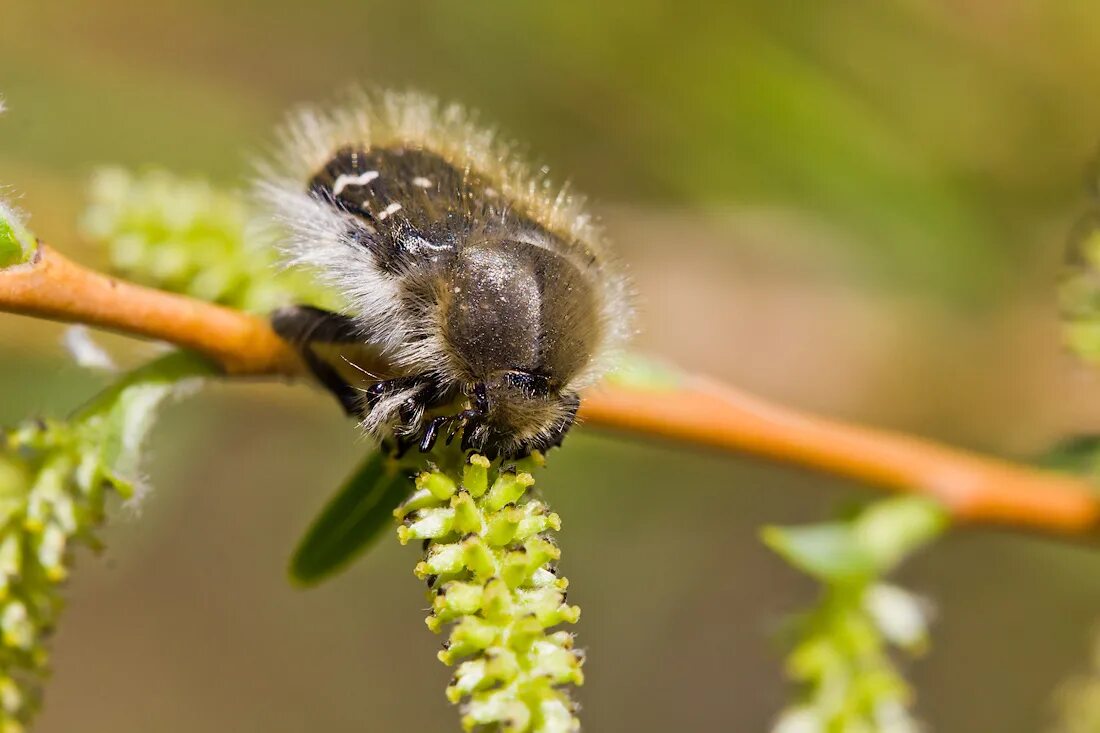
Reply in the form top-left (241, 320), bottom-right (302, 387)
top-left (3, 2), bottom-right (1100, 731)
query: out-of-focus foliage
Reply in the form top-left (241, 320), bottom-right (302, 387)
top-left (1061, 208), bottom-right (1100, 364)
top-left (1040, 435), bottom-right (1100, 479)
top-left (395, 449), bottom-right (583, 733)
top-left (6, 3), bottom-right (1098, 300)
top-left (764, 497), bottom-right (948, 733)
top-left (80, 168), bottom-right (339, 313)
top-left (1051, 630), bottom-right (1100, 733)
top-left (0, 351), bottom-right (214, 731)
top-left (1035, 304), bottom-right (1100, 733)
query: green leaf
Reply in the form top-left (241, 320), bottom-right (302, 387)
top-left (0, 201), bottom-right (35, 268)
top-left (73, 351), bottom-right (217, 494)
top-left (1040, 435), bottom-right (1100, 477)
top-left (290, 451), bottom-right (411, 586)
top-left (852, 495), bottom-right (949, 574)
top-left (763, 497), bottom-right (948, 583)
top-left (762, 523), bottom-right (876, 583)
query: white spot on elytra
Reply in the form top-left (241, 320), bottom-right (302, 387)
top-left (377, 202), bottom-right (403, 220)
top-left (411, 176), bottom-right (432, 188)
top-left (405, 234), bottom-right (450, 254)
top-left (332, 170), bottom-right (379, 196)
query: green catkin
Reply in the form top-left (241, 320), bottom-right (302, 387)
top-left (0, 421), bottom-right (128, 732)
top-left (0, 352), bottom-right (213, 732)
top-left (765, 497), bottom-right (946, 733)
top-left (395, 450), bottom-right (583, 733)
top-left (79, 168), bottom-right (339, 312)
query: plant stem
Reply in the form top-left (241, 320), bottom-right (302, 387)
top-left (585, 376), bottom-right (1100, 534)
top-left (2, 243), bottom-right (1099, 539)
top-left (0, 244), bottom-right (301, 377)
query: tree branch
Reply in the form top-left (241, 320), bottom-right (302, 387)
top-left (583, 379), bottom-right (1100, 534)
top-left (0, 245), bottom-right (302, 377)
top-left (3, 244), bottom-right (1098, 539)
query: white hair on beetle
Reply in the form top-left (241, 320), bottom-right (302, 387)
top-left (255, 89), bottom-right (634, 451)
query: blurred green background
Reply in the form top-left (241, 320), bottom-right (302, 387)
top-left (3, 2), bottom-right (1100, 731)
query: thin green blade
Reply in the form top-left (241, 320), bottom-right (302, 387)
top-left (1039, 435), bottom-right (1100, 477)
top-left (290, 451), bottom-right (410, 586)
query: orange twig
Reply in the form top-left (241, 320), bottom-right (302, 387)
top-left (3, 245), bottom-right (1098, 538)
top-left (0, 245), bottom-right (303, 377)
top-left (581, 378), bottom-right (1100, 535)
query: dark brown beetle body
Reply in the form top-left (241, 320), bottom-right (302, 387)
top-left (262, 92), bottom-right (631, 457)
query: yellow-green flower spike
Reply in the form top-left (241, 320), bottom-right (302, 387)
top-left (0, 352), bottom-right (214, 730)
top-left (765, 497), bottom-right (945, 733)
top-left (0, 420), bottom-right (129, 730)
top-left (396, 449), bottom-right (583, 733)
top-left (79, 168), bottom-right (340, 313)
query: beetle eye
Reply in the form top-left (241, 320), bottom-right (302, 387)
top-left (503, 370), bottom-right (553, 397)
